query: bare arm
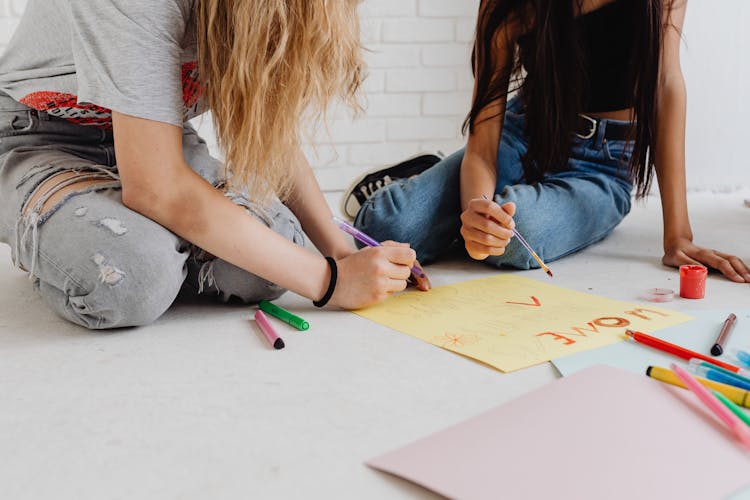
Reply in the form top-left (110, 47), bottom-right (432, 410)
top-left (284, 149), bottom-right (357, 260)
top-left (112, 112), bottom-right (416, 308)
top-left (460, 97), bottom-right (505, 211)
top-left (655, 1), bottom-right (750, 282)
top-left (460, 20), bottom-right (518, 260)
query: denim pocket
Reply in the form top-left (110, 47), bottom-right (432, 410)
top-left (0, 110), bottom-right (37, 137)
top-left (10, 113), bottom-right (34, 131)
top-left (603, 139), bottom-right (633, 165)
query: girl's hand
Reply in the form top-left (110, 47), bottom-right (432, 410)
top-left (663, 237), bottom-right (750, 283)
top-left (460, 198), bottom-right (516, 260)
top-left (329, 242), bottom-right (416, 309)
top-left (331, 244), bottom-right (357, 261)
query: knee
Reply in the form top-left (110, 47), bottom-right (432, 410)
top-left (187, 197), bottom-right (299, 305)
top-left (62, 249), bottom-right (186, 329)
top-left (484, 209), bottom-right (545, 270)
top-left (199, 259), bottom-right (287, 304)
top-left (227, 280), bottom-right (286, 305)
top-left (230, 193), bottom-right (305, 246)
top-left (354, 182), bottom-right (414, 244)
top-left (485, 241), bottom-right (537, 270)
top-left (355, 151), bottom-right (464, 247)
top-left (268, 202), bottom-right (305, 246)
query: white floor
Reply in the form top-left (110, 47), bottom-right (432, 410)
top-left (1, 191), bottom-right (749, 500)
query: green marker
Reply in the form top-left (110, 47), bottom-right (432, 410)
top-left (259, 300), bottom-right (310, 331)
top-left (714, 390), bottom-right (750, 428)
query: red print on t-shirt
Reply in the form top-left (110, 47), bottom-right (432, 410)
top-left (19, 91), bottom-right (113, 128)
top-left (19, 62), bottom-right (202, 130)
top-left (182, 61), bottom-right (201, 111)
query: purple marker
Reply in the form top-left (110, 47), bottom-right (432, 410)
top-left (333, 216), bottom-right (381, 247)
top-left (332, 216), bottom-right (431, 290)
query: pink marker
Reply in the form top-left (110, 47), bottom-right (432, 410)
top-left (671, 363), bottom-right (750, 449)
top-left (255, 310), bottom-right (285, 350)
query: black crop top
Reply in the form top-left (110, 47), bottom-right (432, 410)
top-left (517, 0), bottom-right (637, 112)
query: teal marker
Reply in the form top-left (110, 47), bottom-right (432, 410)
top-left (714, 391), bottom-right (750, 428)
top-left (689, 358), bottom-right (750, 391)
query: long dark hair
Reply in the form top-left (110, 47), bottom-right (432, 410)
top-left (464, 0), bottom-right (665, 197)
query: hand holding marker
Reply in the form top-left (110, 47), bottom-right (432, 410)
top-left (332, 217), bottom-right (431, 291)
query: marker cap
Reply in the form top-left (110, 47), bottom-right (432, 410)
top-left (728, 347), bottom-right (750, 370)
top-left (643, 288), bottom-right (675, 303)
top-left (687, 358), bottom-right (710, 375)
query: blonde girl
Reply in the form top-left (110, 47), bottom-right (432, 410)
top-left (0, 0), bottom-right (416, 329)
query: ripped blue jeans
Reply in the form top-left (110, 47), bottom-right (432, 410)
top-left (0, 95), bottom-right (305, 329)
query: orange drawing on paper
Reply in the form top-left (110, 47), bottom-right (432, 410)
top-left (433, 333), bottom-right (481, 349)
top-left (505, 296), bottom-right (541, 307)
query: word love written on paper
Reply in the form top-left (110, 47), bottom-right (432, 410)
top-left (509, 296), bottom-right (670, 346)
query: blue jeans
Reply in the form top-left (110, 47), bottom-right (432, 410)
top-left (354, 96), bottom-right (634, 269)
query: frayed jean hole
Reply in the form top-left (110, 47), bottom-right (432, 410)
top-left (22, 172), bottom-right (119, 219)
top-left (91, 253), bottom-right (126, 286)
top-left (95, 217), bottom-right (128, 236)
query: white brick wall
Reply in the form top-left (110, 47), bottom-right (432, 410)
top-left (315, 1), bottom-right (480, 190)
top-left (0, 0), bottom-right (479, 192)
top-left (4, 2), bottom-right (750, 192)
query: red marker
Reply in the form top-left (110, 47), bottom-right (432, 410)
top-left (625, 330), bottom-right (741, 373)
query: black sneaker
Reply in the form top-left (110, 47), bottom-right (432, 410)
top-left (340, 152), bottom-right (444, 220)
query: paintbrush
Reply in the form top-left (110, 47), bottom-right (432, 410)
top-left (482, 195), bottom-right (553, 278)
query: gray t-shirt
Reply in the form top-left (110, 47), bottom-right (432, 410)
top-left (0, 0), bottom-right (203, 129)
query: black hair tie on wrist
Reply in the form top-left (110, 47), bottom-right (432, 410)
top-left (313, 256), bottom-right (337, 308)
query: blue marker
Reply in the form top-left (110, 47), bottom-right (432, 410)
top-left (730, 348), bottom-right (750, 370)
top-left (688, 358), bottom-right (750, 391)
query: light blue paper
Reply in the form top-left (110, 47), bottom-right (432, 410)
top-left (553, 310), bottom-right (750, 377)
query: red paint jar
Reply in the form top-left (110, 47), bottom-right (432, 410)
top-left (679, 265), bottom-right (708, 299)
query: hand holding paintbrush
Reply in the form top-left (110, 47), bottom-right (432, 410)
top-left (460, 195), bottom-right (516, 261)
top-left (474, 195), bottom-right (553, 278)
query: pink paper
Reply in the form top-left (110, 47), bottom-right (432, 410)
top-left (368, 366), bottom-right (750, 500)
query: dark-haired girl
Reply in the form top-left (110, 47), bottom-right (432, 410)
top-left (345, 0), bottom-right (750, 282)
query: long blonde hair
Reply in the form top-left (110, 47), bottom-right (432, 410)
top-left (196, 0), bottom-right (364, 201)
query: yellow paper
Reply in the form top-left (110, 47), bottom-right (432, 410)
top-left (355, 275), bottom-right (693, 372)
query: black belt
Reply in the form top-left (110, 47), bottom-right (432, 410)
top-left (576, 114), bottom-right (633, 141)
